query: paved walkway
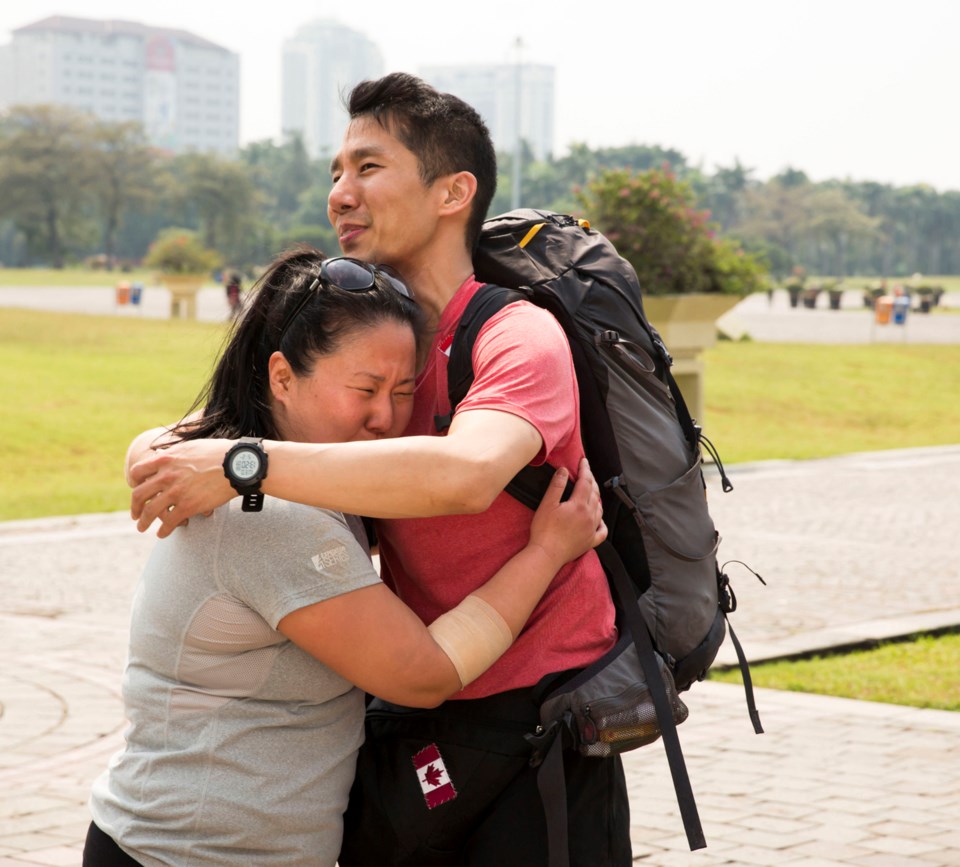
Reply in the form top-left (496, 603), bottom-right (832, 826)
top-left (2, 285), bottom-right (959, 343)
top-left (0, 284), bottom-right (234, 323)
top-left (718, 289), bottom-right (960, 345)
top-left (1, 446), bottom-right (959, 865)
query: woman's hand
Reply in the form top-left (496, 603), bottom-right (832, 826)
top-left (528, 458), bottom-right (607, 570)
top-left (129, 438), bottom-right (235, 537)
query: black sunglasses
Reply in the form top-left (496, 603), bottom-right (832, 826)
top-left (276, 257), bottom-right (412, 347)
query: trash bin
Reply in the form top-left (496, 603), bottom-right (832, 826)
top-left (892, 295), bottom-right (909, 325)
top-left (115, 281), bottom-right (131, 305)
top-left (130, 282), bottom-right (144, 306)
top-left (874, 295), bottom-right (893, 325)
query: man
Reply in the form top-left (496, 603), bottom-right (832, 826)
top-left (130, 73), bottom-right (631, 865)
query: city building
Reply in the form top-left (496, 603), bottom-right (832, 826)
top-left (281, 20), bottom-right (383, 161)
top-left (420, 63), bottom-right (556, 161)
top-left (0, 15), bottom-right (239, 154)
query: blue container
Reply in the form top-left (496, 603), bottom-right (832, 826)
top-left (892, 295), bottom-right (909, 325)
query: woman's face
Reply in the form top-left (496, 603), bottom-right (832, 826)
top-left (270, 319), bottom-right (417, 444)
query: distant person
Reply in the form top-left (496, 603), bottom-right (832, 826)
top-left (86, 247), bottom-right (605, 866)
top-left (224, 271), bottom-right (242, 318)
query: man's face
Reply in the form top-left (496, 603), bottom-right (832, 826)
top-left (328, 116), bottom-right (444, 276)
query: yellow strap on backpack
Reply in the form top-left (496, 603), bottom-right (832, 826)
top-left (518, 219), bottom-right (590, 250)
top-left (519, 223), bottom-right (545, 248)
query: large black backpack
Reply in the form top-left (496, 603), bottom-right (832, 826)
top-left (437, 209), bottom-right (764, 860)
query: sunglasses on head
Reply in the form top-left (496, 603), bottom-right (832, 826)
top-left (277, 257), bottom-right (412, 347)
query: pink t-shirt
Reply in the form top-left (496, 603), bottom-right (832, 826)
top-left (377, 276), bottom-right (617, 699)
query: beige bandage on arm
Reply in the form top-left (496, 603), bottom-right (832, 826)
top-left (427, 594), bottom-right (514, 688)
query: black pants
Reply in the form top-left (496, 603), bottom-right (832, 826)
top-left (339, 687), bottom-right (632, 867)
top-left (83, 822), bottom-right (142, 866)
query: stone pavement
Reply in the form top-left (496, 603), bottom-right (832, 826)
top-left (1, 446), bottom-right (959, 865)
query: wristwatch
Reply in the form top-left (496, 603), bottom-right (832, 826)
top-left (222, 437), bottom-right (268, 512)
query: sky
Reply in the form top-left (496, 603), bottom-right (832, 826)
top-left (3, 1), bottom-right (960, 191)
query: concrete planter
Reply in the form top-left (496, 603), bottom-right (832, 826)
top-left (642, 293), bottom-right (741, 428)
top-left (160, 274), bottom-right (205, 319)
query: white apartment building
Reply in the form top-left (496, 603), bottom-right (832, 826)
top-left (420, 64), bottom-right (555, 161)
top-left (281, 20), bottom-right (383, 161)
top-left (0, 16), bottom-right (239, 154)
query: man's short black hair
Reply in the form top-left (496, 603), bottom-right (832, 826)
top-left (348, 73), bottom-right (497, 253)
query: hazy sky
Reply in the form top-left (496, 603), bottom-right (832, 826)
top-left (4, 1), bottom-right (959, 191)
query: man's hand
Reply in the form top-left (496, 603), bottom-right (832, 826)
top-left (130, 438), bottom-right (234, 537)
top-left (529, 458), bottom-right (607, 569)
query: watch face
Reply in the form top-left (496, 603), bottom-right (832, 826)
top-left (229, 448), bottom-right (261, 481)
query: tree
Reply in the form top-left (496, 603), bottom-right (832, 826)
top-left (166, 152), bottom-right (259, 265)
top-left (242, 134), bottom-right (317, 225)
top-left (89, 120), bottom-right (157, 263)
top-left (0, 105), bottom-right (98, 267)
top-left (698, 159), bottom-right (755, 231)
top-left (736, 179), bottom-right (815, 264)
top-left (803, 186), bottom-right (881, 276)
top-left (736, 179), bottom-right (881, 276)
top-left (578, 167), bottom-right (766, 295)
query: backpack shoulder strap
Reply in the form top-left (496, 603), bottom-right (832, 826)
top-left (596, 539), bottom-right (707, 850)
top-left (435, 283), bottom-right (568, 512)
top-left (434, 283), bottom-right (525, 433)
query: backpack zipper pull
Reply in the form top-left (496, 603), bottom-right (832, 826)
top-left (604, 476), bottom-right (643, 521)
top-left (699, 432), bottom-right (734, 493)
top-left (581, 706), bottom-right (599, 745)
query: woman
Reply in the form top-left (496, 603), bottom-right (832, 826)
top-left (85, 247), bottom-right (605, 866)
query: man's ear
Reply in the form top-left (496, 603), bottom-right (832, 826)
top-left (268, 351), bottom-right (294, 403)
top-left (439, 171), bottom-right (478, 217)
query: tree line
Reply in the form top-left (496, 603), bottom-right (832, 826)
top-left (2, 104), bottom-right (957, 279)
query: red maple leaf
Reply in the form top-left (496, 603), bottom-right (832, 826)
top-left (422, 764), bottom-right (443, 788)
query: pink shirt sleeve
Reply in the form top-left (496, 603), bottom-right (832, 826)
top-left (453, 301), bottom-right (581, 466)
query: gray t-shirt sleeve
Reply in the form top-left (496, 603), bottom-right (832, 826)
top-left (215, 500), bottom-right (381, 628)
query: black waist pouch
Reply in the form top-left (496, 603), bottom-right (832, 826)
top-left (339, 690), bottom-right (538, 867)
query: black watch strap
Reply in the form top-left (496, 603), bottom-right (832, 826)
top-left (240, 490), bottom-right (264, 513)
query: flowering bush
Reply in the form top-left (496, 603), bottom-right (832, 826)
top-left (144, 228), bottom-right (221, 275)
top-left (577, 168), bottom-right (766, 296)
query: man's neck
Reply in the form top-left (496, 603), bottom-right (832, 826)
top-left (401, 249), bottom-right (474, 328)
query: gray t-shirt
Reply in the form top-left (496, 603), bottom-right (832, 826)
top-left (90, 498), bottom-right (381, 866)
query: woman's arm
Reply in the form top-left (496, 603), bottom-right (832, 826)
top-left (129, 409), bottom-right (543, 537)
top-left (277, 460), bottom-right (605, 708)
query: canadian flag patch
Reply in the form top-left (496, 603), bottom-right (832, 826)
top-left (412, 743), bottom-right (458, 809)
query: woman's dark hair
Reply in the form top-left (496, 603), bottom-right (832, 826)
top-left (347, 73), bottom-right (497, 253)
top-left (172, 246), bottom-right (425, 443)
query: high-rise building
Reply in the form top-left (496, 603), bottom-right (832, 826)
top-left (281, 20), bottom-right (383, 161)
top-left (0, 15), bottom-right (239, 154)
top-left (420, 64), bottom-right (555, 161)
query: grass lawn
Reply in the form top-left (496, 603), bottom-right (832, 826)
top-left (841, 274), bottom-right (960, 293)
top-left (702, 341), bottom-right (960, 463)
top-left (0, 267), bottom-right (160, 287)
top-left (0, 309), bottom-right (226, 520)
top-left (710, 632), bottom-right (960, 712)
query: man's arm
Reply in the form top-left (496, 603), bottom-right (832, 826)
top-left (130, 408), bottom-right (543, 537)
